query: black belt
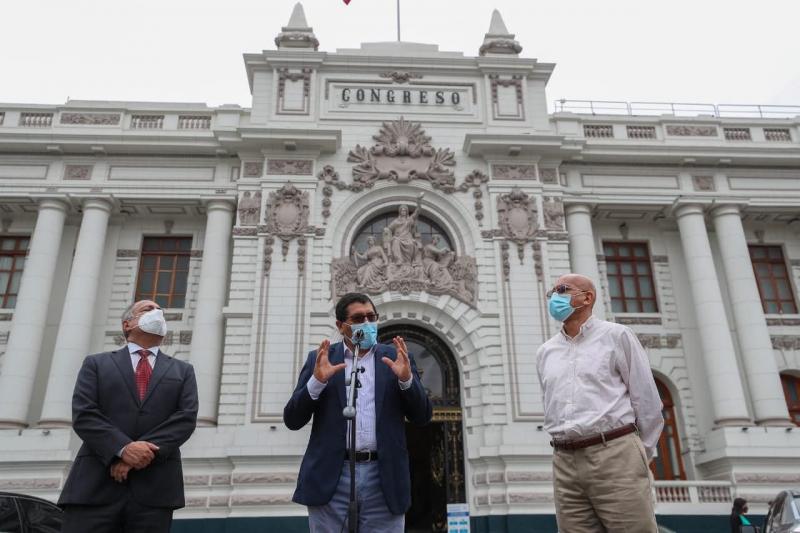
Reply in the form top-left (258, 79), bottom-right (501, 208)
top-left (345, 450), bottom-right (378, 462)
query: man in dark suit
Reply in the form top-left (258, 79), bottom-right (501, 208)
top-left (284, 292), bottom-right (432, 532)
top-left (59, 299), bottom-right (198, 533)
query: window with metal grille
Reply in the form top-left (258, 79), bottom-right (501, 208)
top-left (134, 237), bottom-right (192, 308)
top-left (780, 373), bottom-right (800, 426)
top-left (651, 378), bottom-right (687, 480)
top-left (749, 245), bottom-right (797, 314)
top-left (603, 242), bottom-right (658, 313)
top-left (0, 236), bottom-right (30, 308)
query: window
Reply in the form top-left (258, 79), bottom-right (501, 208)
top-left (749, 245), bottom-right (797, 314)
top-left (651, 378), bottom-right (687, 480)
top-left (603, 242), bottom-right (658, 313)
top-left (781, 373), bottom-right (800, 426)
top-left (352, 210), bottom-right (452, 255)
top-left (134, 237), bottom-right (192, 308)
top-left (0, 236), bottom-right (30, 309)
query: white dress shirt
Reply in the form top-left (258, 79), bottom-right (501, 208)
top-left (127, 342), bottom-right (159, 370)
top-left (536, 316), bottom-right (664, 459)
top-left (306, 343), bottom-right (413, 452)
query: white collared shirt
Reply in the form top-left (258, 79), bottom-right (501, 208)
top-left (536, 316), bottom-right (664, 459)
top-left (127, 342), bottom-right (159, 371)
top-left (306, 343), bottom-right (413, 452)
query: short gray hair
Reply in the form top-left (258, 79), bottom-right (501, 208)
top-left (121, 302), bottom-right (137, 339)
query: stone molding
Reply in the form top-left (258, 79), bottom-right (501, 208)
top-left (243, 162), bottom-right (263, 177)
top-left (379, 71), bottom-right (422, 84)
top-left (666, 125), bottom-right (718, 137)
top-left (771, 335), bottom-right (800, 350)
top-left (615, 316), bottom-right (662, 325)
top-left (637, 333), bottom-right (682, 349)
top-left (539, 168), bottom-right (558, 184)
top-left (692, 175), bottom-right (715, 191)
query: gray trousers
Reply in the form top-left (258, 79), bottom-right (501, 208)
top-left (308, 461), bottom-right (404, 533)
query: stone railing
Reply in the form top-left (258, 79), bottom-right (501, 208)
top-left (178, 115), bottom-right (211, 130)
top-left (583, 124), bottom-right (614, 138)
top-left (554, 99), bottom-right (800, 119)
top-left (19, 112), bottom-right (53, 127)
top-left (724, 127), bottom-right (752, 141)
top-left (130, 115), bottom-right (165, 129)
top-left (626, 125), bottom-right (657, 139)
top-left (654, 480), bottom-right (732, 504)
top-left (764, 128), bottom-right (792, 141)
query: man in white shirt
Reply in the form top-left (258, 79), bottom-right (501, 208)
top-left (537, 274), bottom-right (663, 532)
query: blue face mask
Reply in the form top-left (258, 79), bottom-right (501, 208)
top-left (350, 322), bottom-right (378, 349)
top-left (548, 293), bottom-right (577, 322)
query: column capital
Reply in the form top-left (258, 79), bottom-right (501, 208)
top-left (710, 203), bottom-right (746, 219)
top-left (37, 198), bottom-right (70, 212)
top-left (564, 203), bottom-right (593, 216)
top-left (673, 203), bottom-right (705, 219)
top-left (80, 197), bottom-right (114, 213)
top-left (202, 198), bottom-right (236, 212)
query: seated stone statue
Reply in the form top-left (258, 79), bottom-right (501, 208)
top-left (352, 236), bottom-right (388, 291)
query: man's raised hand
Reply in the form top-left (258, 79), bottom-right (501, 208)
top-left (383, 336), bottom-right (412, 382)
top-left (312, 339), bottom-right (345, 384)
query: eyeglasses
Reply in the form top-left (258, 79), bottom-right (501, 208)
top-left (346, 312), bottom-right (379, 324)
top-left (546, 284), bottom-right (587, 298)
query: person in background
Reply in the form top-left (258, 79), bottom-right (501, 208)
top-left (730, 497), bottom-right (755, 532)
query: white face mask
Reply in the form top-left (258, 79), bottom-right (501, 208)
top-left (135, 309), bottom-right (167, 337)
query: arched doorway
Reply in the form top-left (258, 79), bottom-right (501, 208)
top-left (651, 378), bottom-right (687, 480)
top-left (378, 324), bottom-right (466, 533)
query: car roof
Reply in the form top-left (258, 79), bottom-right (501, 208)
top-left (0, 492), bottom-right (60, 508)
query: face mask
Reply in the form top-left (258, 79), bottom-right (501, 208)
top-left (350, 322), bottom-right (378, 349)
top-left (548, 293), bottom-right (577, 322)
top-left (135, 309), bottom-right (168, 337)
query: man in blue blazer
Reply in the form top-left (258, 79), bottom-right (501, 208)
top-left (59, 300), bottom-right (198, 533)
top-left (284, 292), bottom-right (432, 532)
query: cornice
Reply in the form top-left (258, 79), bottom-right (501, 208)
top-left (571, 142), bottom-right (800, 167)
top-left (463, 132), bottom-right (583, 159)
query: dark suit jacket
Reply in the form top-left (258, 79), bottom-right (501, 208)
top-left (284, 341), bottom-right (432, 515)
top-left (58, 347), bottom-right (198, 509)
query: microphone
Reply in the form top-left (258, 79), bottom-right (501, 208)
top-left (352, 328), bottom-right (365, 347)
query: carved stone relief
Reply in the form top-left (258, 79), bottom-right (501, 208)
top-left (665, 125), bottom-right (718, 137)
top-left (543, 197), bottom-right (565, 231)
top-left (265, 183), bottom-right (310, 238)
top-left (497, 187), bottom-right (538, 244)
top-left (331, 202), bottom-right (478, 305)
top-left (637, 334), bottom-right (681, 349)
top-left (539, 168), bottom-right (558, 184)
top-left (492, 164), bottom-right (536, 180)
top-left (267, 159), bottom-right (313, 176)
top-left (692, 176), bottom-right (715, 191)
top-left (771, 335), bottom-right (800, 350)
top-left (243, 162), bottom-right (263, 177)
top-left (237, 191), bottom-right (262, 226)
top-left (60, 112), bottom-right (120, 126)
top-left (348, 117), bottom-right (457, 190)
top-left (276, 68), bottom-right (312, 115)
top-left (64, 164), bottom-right (93, 180)
top-left (379, 71), bottom-right (422, 84)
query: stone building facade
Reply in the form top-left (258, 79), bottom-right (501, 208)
top-left (0, 4), bottom-right (799, 531)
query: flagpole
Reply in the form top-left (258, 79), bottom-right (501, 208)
top-left (396, 0), bottom-right (401, 41)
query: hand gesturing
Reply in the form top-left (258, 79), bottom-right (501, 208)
top-left (313, 339), bottom-right (346, 384)
top-left (383, 336), bottom-right (412, 382)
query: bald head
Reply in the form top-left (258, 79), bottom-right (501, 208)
top-left (555, 273), bottom-right (596, 309)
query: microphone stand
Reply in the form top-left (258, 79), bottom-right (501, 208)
top-left (342, 331), bottom-right (364, 533)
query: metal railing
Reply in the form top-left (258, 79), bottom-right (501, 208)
top-left (554, 99), bottom-right (800, 119)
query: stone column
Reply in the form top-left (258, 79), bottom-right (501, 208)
top-left (712, 204), bottom-right (792, 425)
top-left (0, 199), bottom-right (68, 427)
top-left (564, 203), bottom-right (605, 319)
top-left (190, 200), bottom-right (235, 425)
top-left (39, 198), bottom-right (113, 426)
top-left (674, 204), bottom-right (750, 425)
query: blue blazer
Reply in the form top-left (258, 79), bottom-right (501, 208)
top-left (284, 341), bottom-right (432, 515)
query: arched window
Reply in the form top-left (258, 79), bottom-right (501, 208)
top-left (651, 378), bottom-right (687, 480)
top-left (780, 373), bottom-right (800, 425)
top-left (352, 210), bottom-right (453, 255)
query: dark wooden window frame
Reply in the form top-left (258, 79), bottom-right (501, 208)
top-left (781, 373), bottom-right (800, 426)
top-left (603, 241), bottom-right (659, 313)
top-left (749, 244), bottom-right (798, 314)
top-left (0, 236), bottom-right (30, 309)
top-left (134, 236), bottom-right (192, 309)
top-left (652, 377), bottom-right (687, 481)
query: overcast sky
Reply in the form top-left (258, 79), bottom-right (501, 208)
top-left (1, 0), bottom-right (798, 109)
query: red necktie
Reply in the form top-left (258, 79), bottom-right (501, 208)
top-left (135, 349), bottom-right (153, 401)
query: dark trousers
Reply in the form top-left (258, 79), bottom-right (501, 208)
top-left (61, 492), bottom-right (173, 533)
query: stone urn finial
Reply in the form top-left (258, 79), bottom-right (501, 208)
top-left (479, 9), bottom-right (522, 56)
top-left (275, 2), bottom-right (320, 51)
